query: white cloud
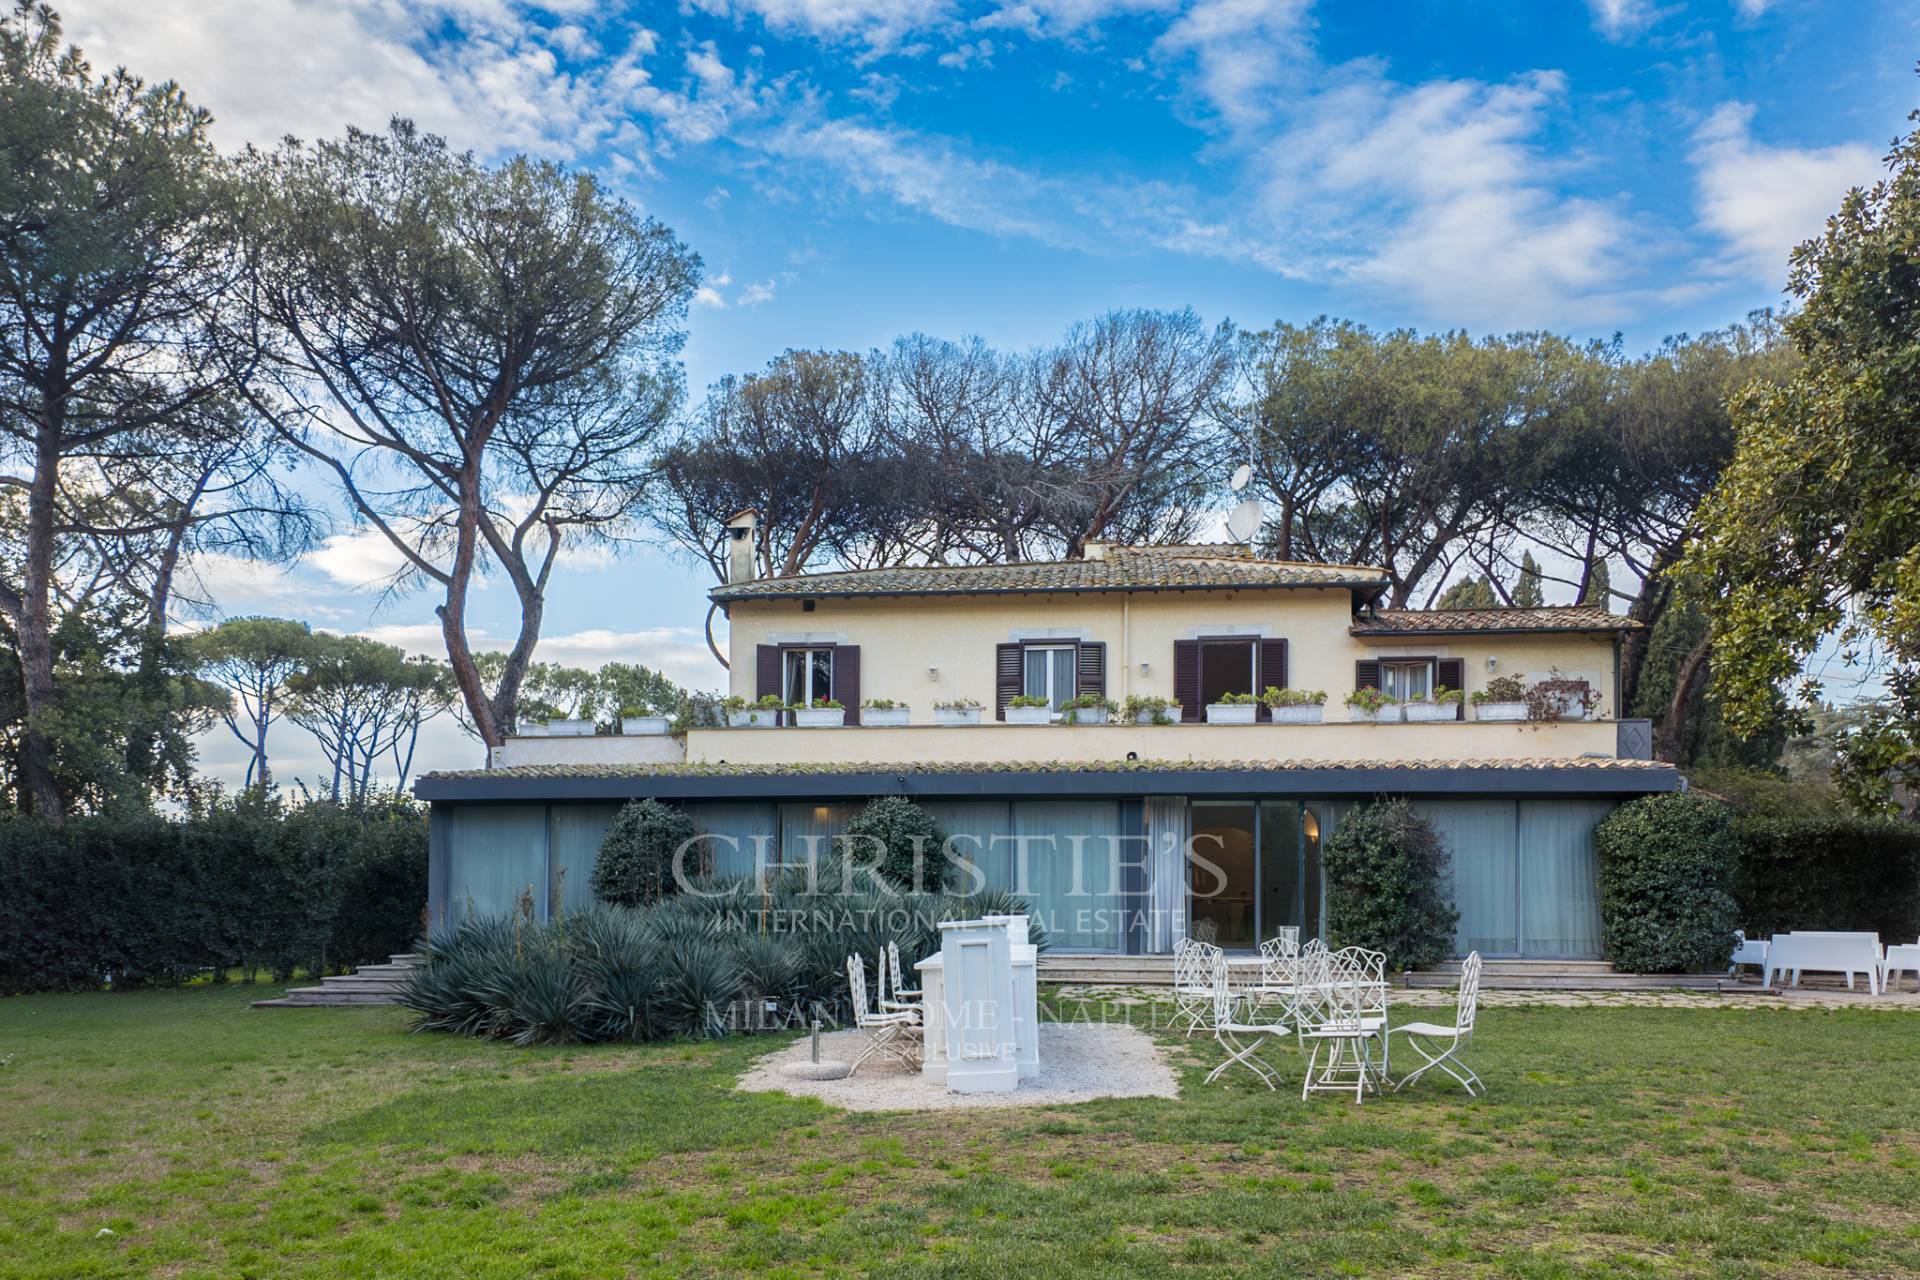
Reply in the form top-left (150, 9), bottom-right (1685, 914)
top-left (1691, 103), bottom-right (1881, 282)
top-left (739, 279), bottom-right (777, 306)
top-left (687, 0), bottom-right (951, 53)
top-left (1733, 0), bottom-right (1778, 15)
top-left (1584, 0), bottom-right (1665, 41)
top-left (1154, 0), bottom-right (1313, 129)
top-left (304, 528), bottom-right (421, 589)
top-left (693, 286), bottom-right (729, 308)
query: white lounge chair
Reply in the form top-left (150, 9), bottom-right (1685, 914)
top-left (1172, 938), bottom-right (1221, 1037)
top-left (845, 955), bottom-right (919, 1073)
top-left (1203, 951), bottom-right (1290, 1089)
top-left (1728, 930), bottom-right (1769, 976)
top-left (1390, 952), bottom-right (1484, 1096)
top-left (879, 940), bottom-right (922, 1020)
top-left (1882, 940), bottom-right (1920, 991)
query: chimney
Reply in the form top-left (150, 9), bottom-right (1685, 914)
top-left (724, 508), bottom-right (759, 584)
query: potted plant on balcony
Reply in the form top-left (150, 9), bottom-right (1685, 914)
top-left (1525, 669), bottom-right (1599, 722)
top-left (725, 694), bottom-right (785, 728)
top-left (1122, 695), bottom-right (1181, 725)
top-left (861, 698), bottom-right (911, 727)
top-left (793, 697), bottom-right (846, 728)
top-left (618, 704), bottom-right (671, 735)
top-left (1469, 673), bottom-right (1528, 721)
top-left (1004, 694), bottom-right (1052, 725)
top-left (1061, 693), bottom-right (1117, 725)
top-left (934, 697), bottom-right (982, 726)
top-left (1261, 686), bottom-right (1326, 724)
top-left (1206, 690), bottom-right (1258, 724)
top-left (1404, 685), bottom-right (1463, 723)
top-left (1343, 686), bottom-right (1400, 723)
top-left (520, 701), bottom-right (591, 736)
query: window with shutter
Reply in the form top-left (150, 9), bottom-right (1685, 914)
top-left (1174, 639), bottom-right (1200, 721)
top-left (1354, 659), bottom-right (1381, 690)
top-left (995, 643), bottom-right (1022, 720)
top-left (1436, 657), bottom-right (1464, 720)
top-left (756, 645), bottom-right (781, 700)
top-left (834, 645), bottom-right (861, 724)
top-left (1257, 638), bottom-right (1288, 694)
top-left (1076, 642), bottom-right (1106, 700)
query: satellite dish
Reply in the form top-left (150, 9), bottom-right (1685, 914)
top-left (1225, 498), bottom-right (1264, 545)
top-left (1229, 463), bottom-right (1252, 492)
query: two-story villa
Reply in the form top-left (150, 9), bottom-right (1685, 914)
top-left (415, 511), bottom-right (1676, 963)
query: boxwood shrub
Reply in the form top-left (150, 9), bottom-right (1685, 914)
top-left (1594, 793), bottom-right (1740, 973)
top-left (1323, 798), bottom-right (1459, 970)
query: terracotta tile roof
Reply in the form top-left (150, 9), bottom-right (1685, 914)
top-left (711, 546), bottom-right (1390, 603)
top-left (421, 757), bottom-right (1670, 782)
top-left (1350, 605), bottom-right (1640, 636)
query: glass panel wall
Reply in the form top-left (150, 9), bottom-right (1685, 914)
top-left (690, 802), bottom-right (779, 879)
top-left (548, 803), bottom-right (619, 916)
top-left (778, 802), bottom-right (858, 873)
top-left (446, 805), bottom-right (548, 922)
top-left (920, 800), bottom-right (1014, 898)
top-left (1518, 800), bottom-right (1610, 958)
top-left (1415, 800), bottom-right (1520, 957)
top-left (1190, 802), bottom-right (1256, 948)
top-left (1013, 800), bottom-right (1122, 952)
top-left (1258, 801), bottom-right (1304, 943)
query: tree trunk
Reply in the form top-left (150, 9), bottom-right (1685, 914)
top-left (18, 425), bottom-right (64, 822)
top-left (704, 600), bottom-right (729, 671)
top-left (439, 483), bottom-right (500, 747)
top-left (1655, 635), bottom-right (1712, 764)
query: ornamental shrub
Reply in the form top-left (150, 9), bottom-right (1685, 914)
top-left (591, 799), bottom-right (699, 908)
top-left (1594, 793), bottom-right (1740, 973)
top-left (1323, 799), bottom-right (1459, 970)
top-left (838, 796), bottom-right (952, 891)
top-left (1730, 812), bottom-right (1920, 941)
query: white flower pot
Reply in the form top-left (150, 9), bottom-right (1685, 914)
top-left (794, 707), bottom-right (846, 728)
top-left (728, 708), bottom-right (778, 728)
top-left (541, 718), bottom-right (595, 736)
top-left (1473, 702), bottom-right (1527, 722)
top-left (1267, 705), bottom-right (1324, 724)
top-left (863, 707), bottom-right (911, 727)
top-left (516, 722), bottom-right (549, 737)
top-left (1555, 701), bottom-right (1591, 721)
top-left (934, 707), bottom-right (981, 726)
top-left (1347, 705), bottom-right (1402, 723)
top-left (1004, 706), bottom-right (1052, 725)
top-left (1063, 707), bottom-right (1111, 725)
top-left (620, 715), bottom-right (670, 735)
top-left (1206, 703), bottom-right (1257, 725)
top-left (1404, 703), bottom-right (1458, 723)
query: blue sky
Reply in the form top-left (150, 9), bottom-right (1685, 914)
top-left (70, 0), bottom-right (1918, 789)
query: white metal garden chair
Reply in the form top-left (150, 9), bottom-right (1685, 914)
top-left (879, 940), bottom-right (922, 1022)
top-left (1389, 951), bottom-right (1484, 1096)
top-left (1299, 947), bottom-right (1388, 1103)
top-left (1172, 938), bottom-right (1221, 1037)
top-left (1204, 950), bottom-right (1291, 1089)
top-left (845, 955), bottom-right (920, 1074)
top-left (1250, 930), bottom-right (1305, 1022)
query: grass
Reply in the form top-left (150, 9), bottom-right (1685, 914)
top-left (2, 987), bottom-right (1918, 1278)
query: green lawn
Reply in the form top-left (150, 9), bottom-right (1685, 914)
top-left (2, 987), bottom-right (1918, 1278)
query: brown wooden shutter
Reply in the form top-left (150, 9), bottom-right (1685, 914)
top-left (1258, 638), bottom-right (1288, 696)
top-left (1076, 642), bottom-right (1106, 699)
top-left (1355, 659), bottom-right (1381, 691)
top-left (1174, 639), bottom-right (1200, 722)
top-left (757, 645), bottom-right (781, 700)
top-left (1436, 657), bottom-right (1464, 721)
top-left (996, 643), bottom-right (1023, 721)
top-left (834, 645), bottom-right (861, 724)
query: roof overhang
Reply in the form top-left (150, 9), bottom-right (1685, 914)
top-left (415, 761), bottom-right (1680, 803)
top-left (1349, 626), bottom-right (1629, 639)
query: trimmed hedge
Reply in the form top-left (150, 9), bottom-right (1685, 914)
top-left (0, 798), bottom-right (427, 993)
top-left (1732, 813), bottom-right (1920, 941)
top-left (1595, 793), bottom-right (1741, 973)
top-left (1323, 798), bottom-right (1459, 970)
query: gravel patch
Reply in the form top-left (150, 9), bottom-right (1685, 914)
top-left (737, 1022), bottom-right (1179, 1112)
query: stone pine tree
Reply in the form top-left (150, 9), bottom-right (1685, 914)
top-left (1580, 557), bottom-right (1613, 607)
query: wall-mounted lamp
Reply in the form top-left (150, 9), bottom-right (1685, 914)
top-left (1126, 750), bottom-right (1139, 761)
top-left (1139, 661), bottom-right (1151, 674)
top-left (1486, 656), bottom-right (1498, 672)
top-left (927, 665), bottom-right (939, 680)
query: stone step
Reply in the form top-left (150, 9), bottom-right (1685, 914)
top-left (251, 989), bottom-right (401, 1007)
top-left (313, 978), bottom-right (412, 994)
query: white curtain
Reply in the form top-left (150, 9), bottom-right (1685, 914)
top-left (692, 803), bottom-right (778, 879)
top-left (548, 803), bottom-right (619, 915)
top-left (920, 801), bottom-right (1015, 898)
top-left (1014, 800), bottom-right (1123, 952)
top-left (447, 805), bottom-right (548, 922)
top-left (1519, 800), bottom-right (1611, 958)
top-left (1144, 796), bottom-right (1188, 953)
top-left (1415, 800), bottom-right (1520, 957)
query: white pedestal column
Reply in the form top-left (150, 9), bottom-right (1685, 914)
top-left (914, 954), bottom-right (946, 1085)
top-left (986, 914), bottom-right (1040, 1080)
top-left (937, 918), bottom-right (1018, 1093)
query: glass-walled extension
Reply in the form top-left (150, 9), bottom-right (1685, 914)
top-left (435, 793), bottom-right (1617, 961)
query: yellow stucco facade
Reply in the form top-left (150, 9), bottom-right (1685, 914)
top-left (721, 586), bottom-right (1621, 726)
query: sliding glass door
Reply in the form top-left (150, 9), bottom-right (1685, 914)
top-left (1187, 800), bottom-right (1326, 949)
